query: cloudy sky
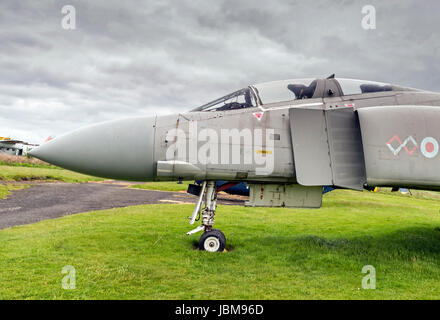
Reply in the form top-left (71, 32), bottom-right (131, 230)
top-left (1, 0), bottom-right (439, 144)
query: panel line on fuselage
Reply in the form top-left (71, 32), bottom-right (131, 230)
top-left (261, 101), bottom-right (324, 111)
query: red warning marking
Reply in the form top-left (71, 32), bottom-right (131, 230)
top-left (253, 112), bottom-right (264, 120)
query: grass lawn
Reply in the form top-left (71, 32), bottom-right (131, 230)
top-left (130, 181), bottom-right (191, 192)
top-left (0, 184), bottom-right (29, 199)
top-left (0, 165), bottom-right (104, 183)
top-left (1, 189), bottom-right (440, 299)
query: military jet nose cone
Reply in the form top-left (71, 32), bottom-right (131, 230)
top-left (29, 117), bottom-right (156, 181)
top-left (27, 143), bottom-right (56, 162)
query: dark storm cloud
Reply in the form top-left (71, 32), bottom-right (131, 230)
top-left (0, 0), bottom-right (439, 143)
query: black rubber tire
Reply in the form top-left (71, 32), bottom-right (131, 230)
top-left (211, 228), bottom-right (226, 244)
top-left (199, 229), bottom-right (226, 252)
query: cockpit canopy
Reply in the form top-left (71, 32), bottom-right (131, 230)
top-left (191, 87), bottom-right (256, 112)
top-left (192, 77), bottom-right (413, 112)
top-left (254, 78), bottom-right (318, 104)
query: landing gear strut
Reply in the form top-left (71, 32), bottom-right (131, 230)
top-left (187, 181), bottom-right (226, 252)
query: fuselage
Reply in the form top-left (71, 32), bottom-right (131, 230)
top-left (29, 77), bottom-right (440, 190)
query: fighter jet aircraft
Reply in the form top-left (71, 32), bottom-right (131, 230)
top-left (29, 75), bottom-right (440, 252)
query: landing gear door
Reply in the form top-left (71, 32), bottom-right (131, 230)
top-left (289, 107), bottom-right (366, 190)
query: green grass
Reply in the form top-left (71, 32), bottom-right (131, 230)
top-left (2, 189), bottom-right (440, 299)
top-left (130, 181), bottom-right (191, 192)
top-left (0, 165), bottom-right (104, 183)
top-left (0, 184), bottom-right (28, 199)
top-left (0, 161), bottom-right (56, 169)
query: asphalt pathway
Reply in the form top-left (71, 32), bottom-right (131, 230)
top-left (0, 182), bottom-right (245, 229)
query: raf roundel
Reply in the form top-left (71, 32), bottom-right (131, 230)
top-left (420, 137), bottom-right (439, 159)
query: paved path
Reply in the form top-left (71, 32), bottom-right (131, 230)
top-left (0, 182), bottom-right (245, 229)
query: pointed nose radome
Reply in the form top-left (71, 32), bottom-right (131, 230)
top-left (29, 116), bottom-right (156, 181)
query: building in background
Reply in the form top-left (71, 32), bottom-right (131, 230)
top-left (0, 137), bottom-right (38, 156)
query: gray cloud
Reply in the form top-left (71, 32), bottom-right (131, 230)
top-left (0, 0), bottom-right (439, 143)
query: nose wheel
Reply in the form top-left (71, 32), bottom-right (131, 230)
top-left (199, 229), bottom-right (226, 252)
top-left (187, 181), bottom-right (227, 252)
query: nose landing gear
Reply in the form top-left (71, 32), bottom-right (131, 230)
top-left (199, 229), bottom-right (226, 252)
top-left (187, 181), bottom-right (226, 252)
